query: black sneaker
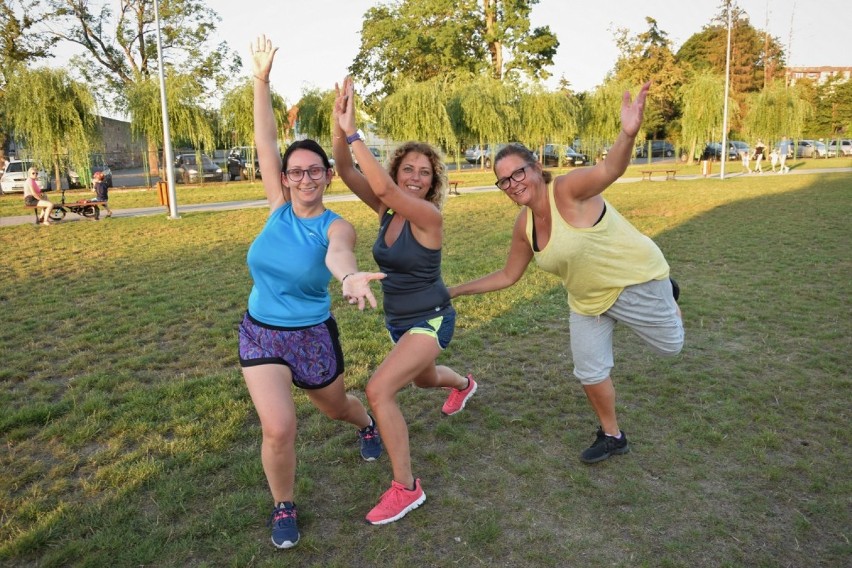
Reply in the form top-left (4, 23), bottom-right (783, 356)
top-left (268, 501), bottom-right (299, 549)
top-left (580, 427), bottom-right (630, 464)
top-left (358, 415), bottom-right (383, 461)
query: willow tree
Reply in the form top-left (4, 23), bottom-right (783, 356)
top-left (446, 75), bottom-right (518, 167)
top-left (50, 0), bottom-right (240, 174)
top-left (297, 88), bottom-right (337, 147)
top-left (4, 66), bottom-right (98, 189)
top-left (126, 72), bottom-right (215, 179)
top-left (220, 79), bottom-right (288, 180)
top-left (582, 78), bottom-right (633, 152)
top-left (517, 87), bottom-right (579, 161)
top-left (377, 79), bottom-right (457, 152)
top-left (679, 70), bottom-right (727, 164)
top-left (743, 79), bottom-right (814, 145)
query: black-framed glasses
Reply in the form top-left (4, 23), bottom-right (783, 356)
top-left (495, 164), bottom-right (531, 190)
top-left (285, 165), bottom-right (327, 183)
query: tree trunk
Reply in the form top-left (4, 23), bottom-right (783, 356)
top-left (483, 0), bottom-right (502, 79)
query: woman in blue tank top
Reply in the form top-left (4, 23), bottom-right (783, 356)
top-left (332, 76), bottom-right (478, 526)
top-left (241, 35), bottom-right (386, 550)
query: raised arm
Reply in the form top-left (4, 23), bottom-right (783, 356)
top-left (335, 77), bottom-right (442, 233)
top-left (251, 35), bottom-right (287, 210)
top-left (332, 78), bottom-right (382, 213)
top-left (555, 81), bottom-right (650, 202)
top-left (448, 210), bottom-right (534, 298)
top-left (325, 218), bottom-right (386, 310)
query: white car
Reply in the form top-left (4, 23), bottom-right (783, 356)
top-left (0, 160), bottom-right (52, 194)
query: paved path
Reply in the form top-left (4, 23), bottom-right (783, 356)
top-left (3, 167), bottom-right (849, 228)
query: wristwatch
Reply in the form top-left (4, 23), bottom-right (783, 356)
top-left (346, 130), bottom-right (365, 145)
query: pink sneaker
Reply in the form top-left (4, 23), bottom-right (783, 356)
top-left (365, 479), bottom-right (426, 525)
top-left (442, 374), bottom-right (477, 415)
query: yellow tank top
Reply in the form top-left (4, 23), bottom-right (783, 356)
top-left (526, 184), bottom-right (669, 316)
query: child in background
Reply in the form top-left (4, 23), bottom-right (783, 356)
top-left (91, 171), bottom-right (112, 218)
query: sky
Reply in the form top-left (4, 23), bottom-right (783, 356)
top-left (198, 0), bottom-right (849, 106)
top-left (46, 0), bottom-right (849, 110)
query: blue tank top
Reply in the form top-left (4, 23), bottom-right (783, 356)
top-left (372, 209), bottom-right (452, 327)
top-left (246, 203), bottom-right (341, 327)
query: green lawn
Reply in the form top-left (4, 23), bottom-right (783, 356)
top-left (1, 170), bottom-right (849, 567)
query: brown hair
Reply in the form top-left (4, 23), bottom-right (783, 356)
top-left (387, 141), bottom-right (448, 210)
top-left (494, 143), bottom-right (552, 184)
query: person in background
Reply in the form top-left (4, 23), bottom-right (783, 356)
top-left (332, 76), bottom-right (477, 526)
top-left (769, 148), bottom-right (779, 173)
top-left (243, 35), bottom-right (386, 550)
top-left (740, 149), bottom-right (751, 174)
top-left (90, 171), bottom-right (112, 218)
top-left (778, 136), bottom-right (791, 173)
top-left (752, 140), bottom-right (765, 174)
top-left (22, 167), bottom-right (54, 225)
top-left (450, 82), bottom-right (684, 465)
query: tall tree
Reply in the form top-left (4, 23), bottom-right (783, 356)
top-left (350, 0), bottom-right (557, 105)
top-left (4, 66), bottom-right (98, 189)
top-left (582, 78), bottom-right (633, 150)
top-left (677, 3), bottom-right (785, 128)
top-left (0, 0), bottom-right (60, 160)
top-left (219, 78), bottom-right (288, 180)
top-left (611, 17), bottom-right (685, 138)
top-left (48, 0), bottom-right (240, 173)
top-left (679, 70), bottom-right (727, 164)
top-left (296, 88), bottom-right (337, 147)
top-left (516, 87), bottom-right (579, 160)
top-left (742, 79), bottom-right (813, 144)
top-left (446, 75), bottom-right (518, 166)
top-left (376, 78), bottom-right (457, 151)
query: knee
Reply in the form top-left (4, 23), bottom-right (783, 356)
top-left (365, 380), bottom-right (393, 409)
top-left (322, 401), bottom-right (350, 422)
top-left (262, 421), bottom-right (296, 450)
top-left (654, 338), bottom-right (684, 357)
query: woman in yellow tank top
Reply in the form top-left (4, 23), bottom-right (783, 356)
top-left (450, 82), bottom-right (684, 464)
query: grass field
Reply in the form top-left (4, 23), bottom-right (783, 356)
top-left (1, 169), bottom-right (850, 567)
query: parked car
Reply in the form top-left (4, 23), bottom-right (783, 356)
top-left (464, 144), bottom-right (507, 168)
top-left (172, 153), bottom-right (224, 184)
top-left (701, 141), bottom-right (749, 160)
top-left (226, 146), bottom-right (261, 181)
top-left (635, 140), bottom-right (675, 158)
top-left (541, 144), bottom-right (589, 167)
top-left (777, 140), bottom-right (826, 159)
top-left (67, 155), bottom-right (113, 189)
top-left (354, 146), bottom-right (382, 172)
top-left (0, 159), bottom-right (52, 194)
top-left (827, 139), bottom-right (852, 157)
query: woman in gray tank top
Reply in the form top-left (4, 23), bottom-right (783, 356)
top-left (332, 76), bottom-right (478, 526)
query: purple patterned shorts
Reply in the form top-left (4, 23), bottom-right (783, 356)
top-left (238, 312), bottom-right (344, 389)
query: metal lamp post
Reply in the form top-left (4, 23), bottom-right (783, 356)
top-left (153, 0), bottom-right (179, 218)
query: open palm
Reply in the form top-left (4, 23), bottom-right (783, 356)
top-left (621, 81), bottom-right (650, 137)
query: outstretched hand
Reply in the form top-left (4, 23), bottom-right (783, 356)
top-left (250, 34), bottom-right (278, 82)
top-left (342, 271), bottom-right (386, 311)
top-left (334, 76), bottom-right (357, 135)
top-left (621, 81), bottom-right (651, 138)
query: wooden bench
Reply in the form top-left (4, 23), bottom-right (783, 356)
top-left (640, 169), bottom-right (677, 181)
top-left (24, 204), bottom-right (48, 225)
top-left (448, 180), bottom-right (460, 195)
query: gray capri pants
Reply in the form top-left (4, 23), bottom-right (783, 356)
top-left (570, 278), bottom-right (684, 385)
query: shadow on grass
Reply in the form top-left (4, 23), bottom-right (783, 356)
top-left (1, 175), bottom-right (849, 566)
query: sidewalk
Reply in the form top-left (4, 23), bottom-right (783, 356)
top-left (2, 167), bottom-right (849, 228)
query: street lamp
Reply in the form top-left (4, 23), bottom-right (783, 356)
top-left (720, 0), bottom-right (733, 180)
top-left (153, 0), bottom-right (179, 218)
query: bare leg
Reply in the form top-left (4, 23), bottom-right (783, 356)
top-left (365, 333), bottom-right (458, 489)
top-left (306, 374), bottom-right (371, 429)
top-left (582, 378), bottom-right (619, 436)
top-left (243, 364), bottom-right (297, 503)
